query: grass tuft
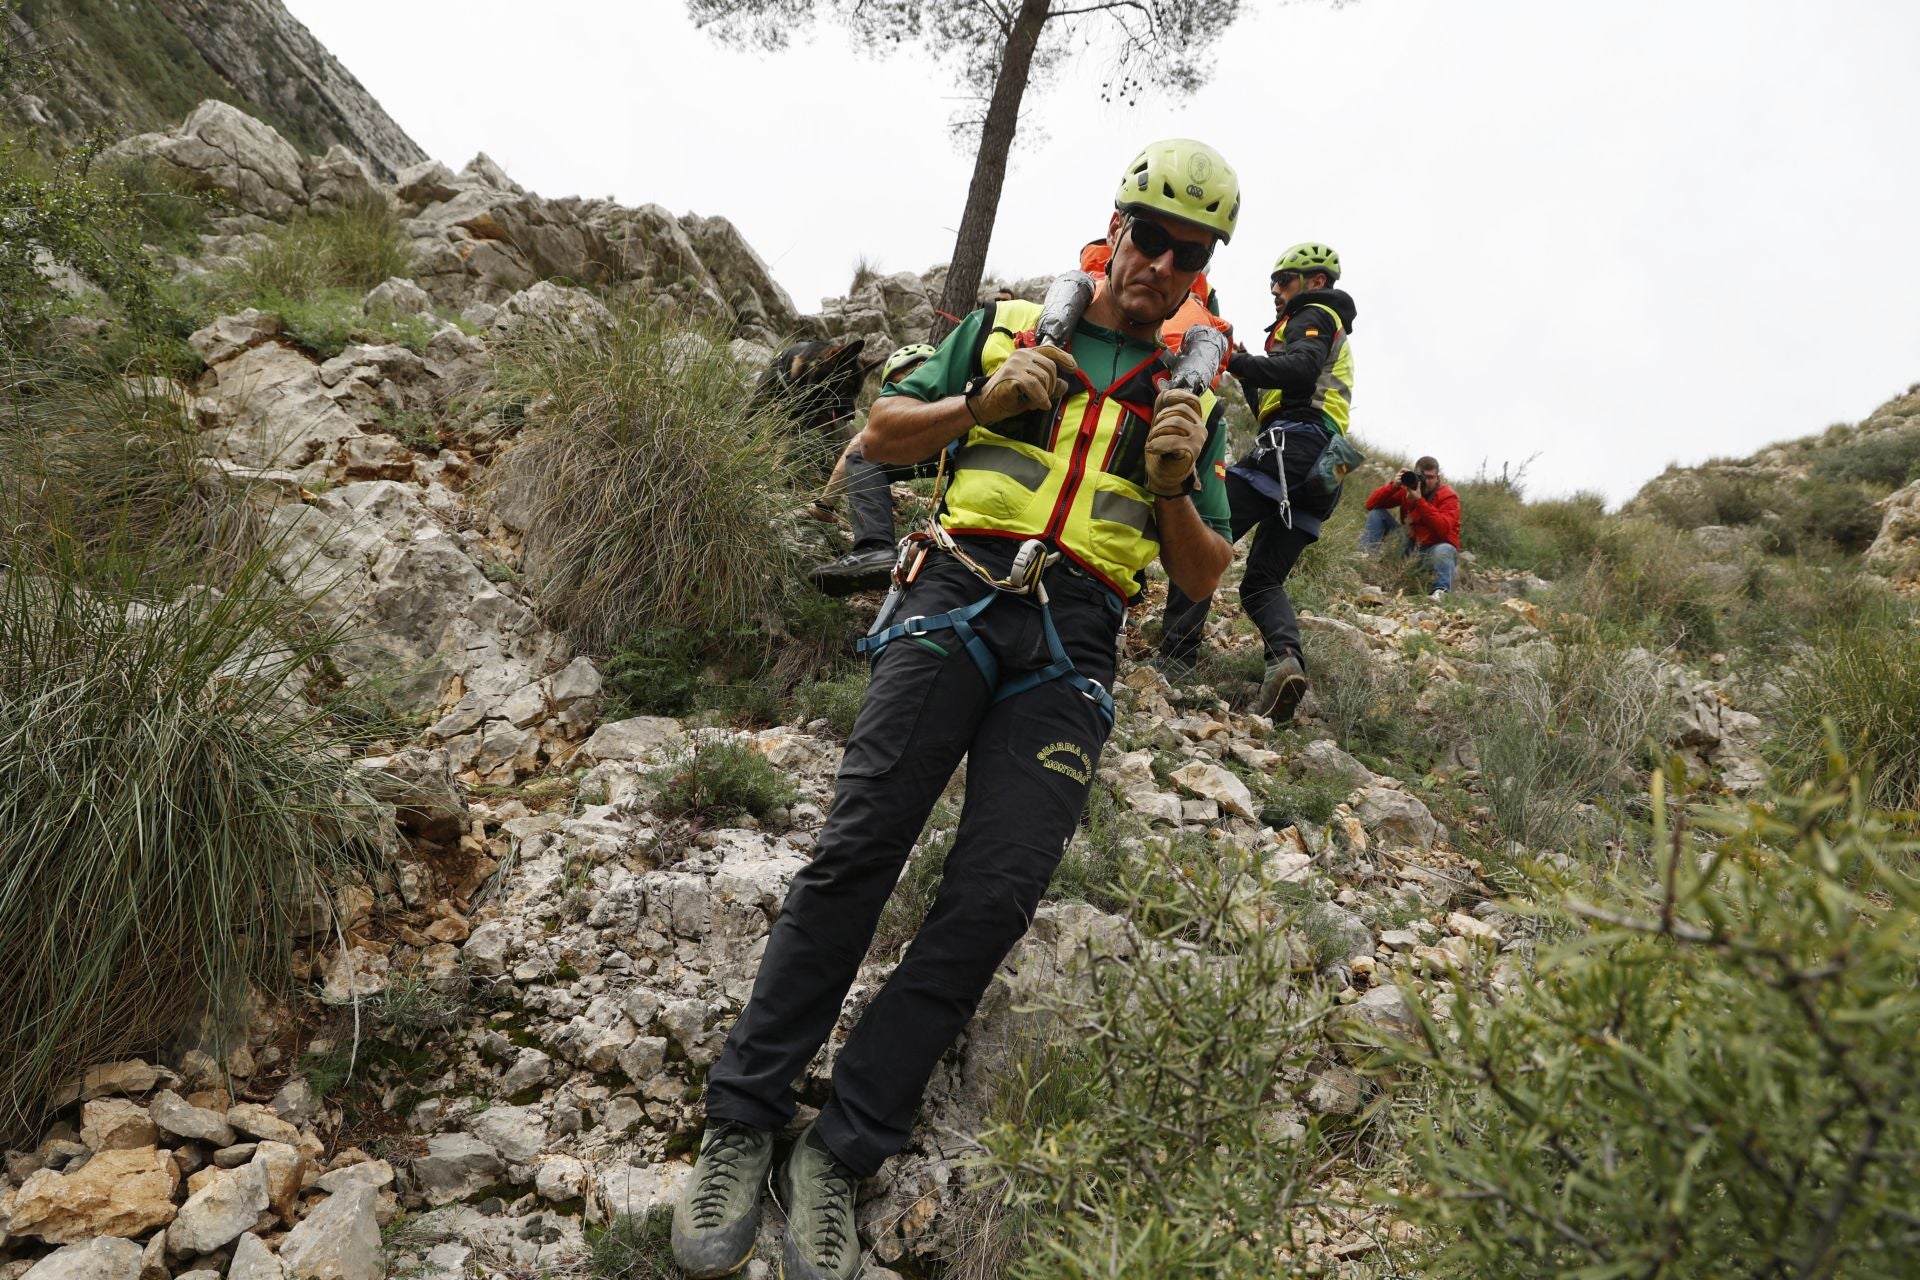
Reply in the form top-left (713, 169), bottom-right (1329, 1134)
top-left (486, 305), bottom-right (820, 659)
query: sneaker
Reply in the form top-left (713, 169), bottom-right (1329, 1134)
top-left (671, 1121), bottom-right (774, 1278)
top-left (808, 546), bottom-right (896, 596)
top-left (1429, 588), bottom-right (1448, 602)
top-left (1253, 653), bottom-right (1308, 723)
top-left (777, 1123), bottom-right (862, 1280)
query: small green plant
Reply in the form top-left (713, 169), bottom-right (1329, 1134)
top-left (793, 667), bottom-right (869, 738)
top-left (1468, 639), bottom-right (1669, 850)
top-left (586, 1206), bottom-right (677, 1280)
top-left (974, 844), bottom-right (1336, 1277)
top-left (869, 806), bottom-right (958, 959)
top-left (1771, 607), bottom-right (1920, 812)
top-left (651, 738), bottom-right (797, 826)
top-left (1049, 784), bottom-right (1139, 913)
top-left (1385, 761), bottom-right (1920, 1278)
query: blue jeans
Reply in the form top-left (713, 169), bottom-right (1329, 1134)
top-left (1361, 508), bottom-right (1456, 591)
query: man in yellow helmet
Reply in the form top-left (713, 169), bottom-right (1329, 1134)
top-left (673, 140), bottom-right (1238, 1280)
top-left (1158, 241), bottom-right (1357, 724)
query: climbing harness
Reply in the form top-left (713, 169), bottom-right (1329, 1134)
top-left (857, 532), bottom-right (1116, 727)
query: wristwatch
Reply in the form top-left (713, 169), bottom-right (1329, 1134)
top-left (962, 373), bottom-right (991, 420)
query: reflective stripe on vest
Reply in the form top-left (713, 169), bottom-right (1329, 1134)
top-left (1256, 301), bottom-right (1354, 435)
top-left (939, 299), bottom-right (1216, 600)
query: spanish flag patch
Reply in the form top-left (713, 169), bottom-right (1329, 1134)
top-left (1304, 328), bottom-right (1321, 338)
top-left (1214, 460), bottom-right (1227, 479)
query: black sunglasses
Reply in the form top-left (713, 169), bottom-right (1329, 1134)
top-left (1272, 270), bottom-right (1303, 287)
top-left (1127, 217), bottom-right (1213, 272)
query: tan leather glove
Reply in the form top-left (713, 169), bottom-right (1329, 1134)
top-left (1144, 388), bottom-right (1207, 497)
top-left (965, 345), bottom-right (1078, 425)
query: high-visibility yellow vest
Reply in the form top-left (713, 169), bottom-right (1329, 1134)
top-left (1256, 301), bottom-right (1353, 435)
top-left (940, 300), bottom-right (1217, 601)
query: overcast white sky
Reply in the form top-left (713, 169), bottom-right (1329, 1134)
top-left (287, 0), bottom-right (1920, 504)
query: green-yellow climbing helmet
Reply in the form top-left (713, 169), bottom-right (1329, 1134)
top-left (1114, 139), bottom-right (1241, 244)
top-left (1272, 242), bottom-right (1341, 280)
top-left (881, 342), bottom-right (936, 383)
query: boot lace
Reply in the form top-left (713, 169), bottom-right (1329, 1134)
top-left (802, 1154), bottom-right (858, 1264)
top-left (689, 1124), bottom-right (761, 1226)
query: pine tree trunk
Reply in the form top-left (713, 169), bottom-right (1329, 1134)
top-left (928, 0), bottom-right (1052, 343)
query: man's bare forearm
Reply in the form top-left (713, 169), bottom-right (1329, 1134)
top-left (860, 395), bottom-right (975, 464)
top-left (1155, 495), bottom-right (1232, 599)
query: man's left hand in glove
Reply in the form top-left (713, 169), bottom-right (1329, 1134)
top-left (1144, 388), bottom-right (1207, 498)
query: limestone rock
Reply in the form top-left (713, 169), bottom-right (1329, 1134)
top-left (20, 1238), bottom-right (144, 1280)
top-left (1169, 761), bottom-right (1256, 819)
top-left (1346, 985), bottom-right (1421, 1044)
top-left (74, 1059), bottom-right (176, 1101)
top-left (168, 1161), bottom-right (269, 1254)
top-left (228, 1234), bottom-right (285, 1280)
top-left (253, 1140), bottom-right (308, 1221)
top-left (362, 277), bottom-right (433, 316)
top-left (591, 1160), bottom-right (689, 1226)
top-left (313, 1159), bottom-right (394, 1195)
top-left (1296, 739), bottom-right (1373, 791)
top-left (194, 341), bottom-right (363, 479)
top-left (79, 1098), bottom-right (158, 1152)
top-left (110, 100), bottom-right (307, 217)
top-left (470, 1105), bottom-right (546, 1165)
top-left (304, 145), bottom-right (382, 213)
top-left (488, 281), bottom-right (613, 343)
top-left (10, 1146), bottom-right (179, 1243)
top-left (1866, 477), bottom-right (1920, 583)
top-left (151, 1090), bottom-right (237, 1147)
top-left (581, 716), bottom-right (684, 764)
top-left (277, 1183), bottom-right (384, 1280)
top-left (188, 309), bottom-right (282, 366)
top-left (1354, 786), bottom-right (1439, 850)
top-left (413, 1133), bottom-right (503, 1205)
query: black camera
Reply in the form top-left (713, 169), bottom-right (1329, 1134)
top-left (1399, 469), bottom-right (1421, 489)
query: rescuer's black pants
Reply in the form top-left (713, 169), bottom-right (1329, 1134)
top-left (705, 545), bottom-right (1118, 1175)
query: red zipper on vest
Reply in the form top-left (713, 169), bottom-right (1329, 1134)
top-left (1041, 351), bottom-right (1163, 544)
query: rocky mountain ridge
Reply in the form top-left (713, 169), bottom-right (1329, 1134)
top-left (7, 0), bottom-right (424, 178)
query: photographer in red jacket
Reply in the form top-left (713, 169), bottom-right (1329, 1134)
top-left (1361, 456), bottom-right (1459, 595)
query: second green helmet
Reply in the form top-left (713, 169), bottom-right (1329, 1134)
top-left (1273, 242), bottom-right (1341, 280)
top-left (881, 342), bottom-right (937, 382)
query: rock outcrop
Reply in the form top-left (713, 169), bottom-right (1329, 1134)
top-left (7, 0), bottom-right (425, 179)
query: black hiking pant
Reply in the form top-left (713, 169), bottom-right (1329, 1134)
top-left (844, 445), bottom-right (942, 553)
top-left (1162, 469), bottom-right (1322, 666)
top-left (705, 545), bottom-right (1118, 1175)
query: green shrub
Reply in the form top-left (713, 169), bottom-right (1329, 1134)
top-left (1305, 638), bottom-right (1423, 764)
top-left (1386, 763), bottom-right (1920, 1277)
top-left (0, 539), bottom-right (386, 1142)
top-left (1468, 640), bottom-right (1669, 849)
top-left (974, 843), bottom-right (1335, 1276)
top-left (869, 805), bottom-right (958, 959)
top-left (1771, 608), bottom-right (1920, 812)
top-left (1813, 424), bottom-right (1920, 490)
top-left (1049, 783), bottom-right (1138, 912)
top-left (99, 152), bottom-right (219, 255)
top-left (222, 198), bottom-right (413, 302)
top-left (247, 288), bottom-right (440, 361)
top-left (1548, 516), bottom-right (1734, 652)
top-left (487, 307), bottom-right (820, 657)
top-left (652, 737), bottom-right (798, 826)
top-left (586, 1206), bottom-right (677, 1279)
top-left (793, 667), bottom-right (869, 738)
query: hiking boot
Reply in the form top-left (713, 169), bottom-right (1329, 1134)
top-left (809, 546), bottom-right (895, 596)
top-left (777, 1123), bottom-right (862, 1280)
top-left (672, 1121), bottom-right (774, 1278)
top-left (1253, 653), bottom-right (1308, 724)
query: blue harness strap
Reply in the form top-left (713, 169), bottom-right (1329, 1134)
top-left (855, 586), bottom-right (1115, 726)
